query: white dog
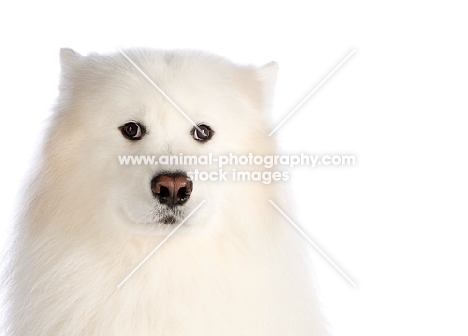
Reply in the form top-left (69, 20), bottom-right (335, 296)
top-left (3, 48), bottom-right (326, 335)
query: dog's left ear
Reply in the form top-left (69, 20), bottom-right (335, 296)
top-left (256, 61), bottom-right (279, 112)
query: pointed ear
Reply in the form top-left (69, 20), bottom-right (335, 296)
top-left (59, 48), bottom-right (83, 71)
top-left (256, 61), bottom-right (279, 111)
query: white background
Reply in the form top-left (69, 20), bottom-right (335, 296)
top-left (1, 1), bottom-right (467, 335)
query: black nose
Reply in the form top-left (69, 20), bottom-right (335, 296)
top-left (151, 173), bottom-right (193, 207)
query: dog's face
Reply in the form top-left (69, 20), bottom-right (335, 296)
top-left (55, 49), bottom-right (277, 234)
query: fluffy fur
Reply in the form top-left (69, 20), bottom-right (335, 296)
top-left (2, 48), bottom-right (326, 335)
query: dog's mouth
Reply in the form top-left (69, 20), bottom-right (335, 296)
top-left (158, 207), bottom-right (184, 225)
top-left (161, 216), bottom-right (177, 225)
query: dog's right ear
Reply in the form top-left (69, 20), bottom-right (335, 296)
top-left (59, 48), bottom-right (83, 72)
top-left (59, 48), bottom-right (84, 93)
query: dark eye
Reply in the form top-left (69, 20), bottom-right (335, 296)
top-left (191, 124), bottom-right (213, 142)
top-left (119, 122), bottom-right (146, 140)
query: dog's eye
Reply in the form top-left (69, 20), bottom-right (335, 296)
top-left (119, 122), bottom-right (145, 140)
top-left (191, 124), bottom-right (213, 142)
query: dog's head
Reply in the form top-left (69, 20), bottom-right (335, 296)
top-left (52, 48), bottom-right (278, 234)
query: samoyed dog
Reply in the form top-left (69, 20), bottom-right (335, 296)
top-left (3, 48), bottom-right (326, 335)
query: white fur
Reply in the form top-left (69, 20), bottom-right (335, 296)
top-left (2, 48), bottom-right (327, 335)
